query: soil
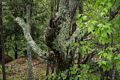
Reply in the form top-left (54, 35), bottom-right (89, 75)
top-left (0, 56), bottom-right (46, 80)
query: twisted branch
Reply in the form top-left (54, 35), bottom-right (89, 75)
top-left (15, 17), bottom-right (48, 59)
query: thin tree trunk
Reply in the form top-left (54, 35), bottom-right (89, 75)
top-left (46, 59), bottom-right (50, 76)
top-left (26, 4), bottom-right (33, 80)
top-left (0, 0), bottom-right (6, 79)
top-left (77, 0), bottom-right (83, 67)
top-left (14, 32), bottom-right (18, 59)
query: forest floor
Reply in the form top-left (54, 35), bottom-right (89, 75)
top-left (0, 56), bottom-right (46, 80)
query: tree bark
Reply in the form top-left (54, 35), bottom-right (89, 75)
top-left (26, 4), bottom-right (33, 80)
top-left (77, 0), bottom-right (83, 67)
top-left (15, 17), bottom-right (48, 59)
top-left (14, 32), bottom-right (18, 59)
top-left (0, 0), bottom-right (6, 79)
top-left (16, 0), bottom-right (83, 74)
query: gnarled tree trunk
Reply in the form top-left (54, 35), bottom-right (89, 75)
top-left (45, 0), bottom-right (79, 73)
top-left (16, 0), bottom-right (80, 74)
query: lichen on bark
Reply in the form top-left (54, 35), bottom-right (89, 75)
top-left (15, 17), bottom-right (48, 59)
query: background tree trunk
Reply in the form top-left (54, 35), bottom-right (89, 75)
top-left (26, 4), bottom-right (33, 80)
top-left (77, 0), bottom-right (83, 67)
top-left (14, 30), bottom-right (18, 59)
top-left (0, 0), bottom-right (6, 79)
